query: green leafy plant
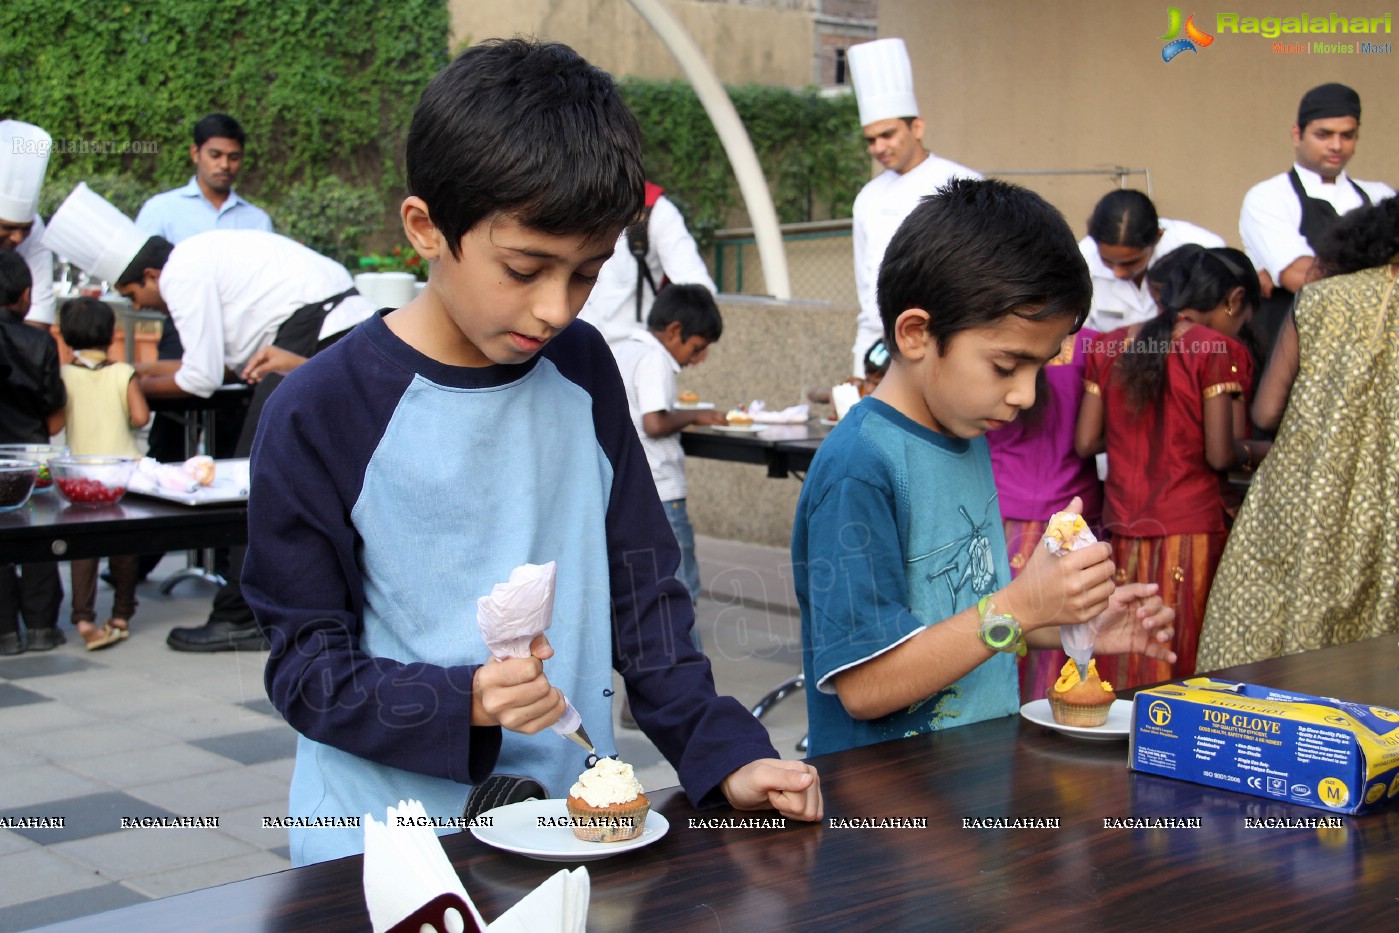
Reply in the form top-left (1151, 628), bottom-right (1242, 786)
top-left (357, 245), bottom-right (427, 280)
top-left (2, 0), bottom-right (448, 255)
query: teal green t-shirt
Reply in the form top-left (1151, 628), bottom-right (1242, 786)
top-left (793, 397), bottom-right (1018, 757)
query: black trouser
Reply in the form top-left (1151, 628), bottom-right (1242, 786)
top-left (206, 292), bottom-right (355, 627)
top-left (0, 562), bottom-right (63, 636)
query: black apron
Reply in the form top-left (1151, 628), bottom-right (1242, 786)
top-left (233, 286), bottom-right (358, 457)
top-left (1256, 170), bottom-right (1373, 352)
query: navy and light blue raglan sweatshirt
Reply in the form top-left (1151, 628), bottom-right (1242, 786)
top-left (243, 311), bottom-right (778, 865)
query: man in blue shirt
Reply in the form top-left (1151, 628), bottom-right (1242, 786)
top-left (128, 114), bottom-right (272, 586)
top-left (135, 113), bottom-right (272, 243)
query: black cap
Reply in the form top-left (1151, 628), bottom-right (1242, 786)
top-left (1297, 83), bottom-right (1361, 127)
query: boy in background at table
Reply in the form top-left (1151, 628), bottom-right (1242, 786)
top-left (613, 283), bottom-right (729, 635)
top-left (0, 250), bottom-right (67, 654)
top-left (242, 38), bottom-right (822, 866)
top-left (792, 178), bottom-right (1178, 757)
top-left (58, 297), bottom-right (151, 650)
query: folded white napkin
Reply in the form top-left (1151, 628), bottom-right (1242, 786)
top-left (745, 400), bottom-right (810, 423)
top-left (363, 799), bottom-right (591, 933)
top-left (363, 800), bottom-right (487, 933)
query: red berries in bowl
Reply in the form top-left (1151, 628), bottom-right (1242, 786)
top-left (49, 456), bottom-right (138, 508)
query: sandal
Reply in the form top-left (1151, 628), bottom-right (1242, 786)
top-left (79, 623), bottom-right (123, 651)
top-left (106, 619), bottom-right (131, 642)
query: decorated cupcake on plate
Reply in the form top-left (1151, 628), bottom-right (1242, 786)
top-left (1047, 658), bottom-right (1115, 727)
top-left (566, 757), bottom-right (649, 842)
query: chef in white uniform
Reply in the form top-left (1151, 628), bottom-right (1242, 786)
top-left (576, 181), bottom-right (715, 349)
top-left (1078, 189), bottom-right (1224, 332)
top-left (1240, 82), bottom-right (1393, 348)
top-left (0, 120), bottom-right (57, 329)
top-left (43, 184), bottom-right (375, 404)
top-left (848, 38), bottom-right (981, 376)
top-left (43, 183), bottom-right (379, 654)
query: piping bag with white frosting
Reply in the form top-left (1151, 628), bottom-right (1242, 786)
top-left (476, 562), bottom-right (594, 755)
top-left (1043, 511), bottom-right (1101, 681)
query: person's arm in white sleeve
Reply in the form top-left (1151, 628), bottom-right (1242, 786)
top-left (1240, 182), bottom-right (1309, 286)
top-left (647, 197), bottom-right (715, 292)
top-left (160, 271), bottom-right (226, 398)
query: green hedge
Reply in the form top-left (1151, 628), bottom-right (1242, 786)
top-left (2, 5), bottom-right (864, 262)
top-left (1, 0), bottom-right (449, 265)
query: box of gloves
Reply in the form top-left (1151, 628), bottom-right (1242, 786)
top-left (1129, 678), bottom-right (1399, 815)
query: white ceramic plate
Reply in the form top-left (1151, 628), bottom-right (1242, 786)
top-left (1019, 698), bottom-right (1133, 741)
top-left (470, 799), bottom-right (669, 862)
top-left (125, 458), bottom-right (251, 506)
top-left (675, 401), bottom-right (715, 410)
top-left (712, 424), bottom-right (764, 434)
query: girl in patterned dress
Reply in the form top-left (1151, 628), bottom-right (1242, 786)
top-left (1076, 248), bottom-right (1258, 688)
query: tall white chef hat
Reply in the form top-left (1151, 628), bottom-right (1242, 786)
top-left (0, 120), bottom-right (52, 223)
top-left (848, 38), bottom-right (919, 127)
top-left (42, 183), bottom-right (149, 285)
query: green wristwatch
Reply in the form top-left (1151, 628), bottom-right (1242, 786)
top-left (977, 596), bottom-right (1026, 657)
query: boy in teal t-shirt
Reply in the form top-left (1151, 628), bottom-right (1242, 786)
top-left (793, 179), bottom-right (1179, 757)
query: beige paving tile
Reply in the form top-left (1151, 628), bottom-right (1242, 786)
top-left (121, 849), bottom-right (291, 900)
top-left (62, 743), bottom-right (236, 787)
top-left (0, 828), bottom-right (35, 857)
top-left (1, 764), bottom-right (110, 808)
top-left (0, 847), bottom-right (107, 908)
top-left (10, 722), bottom-right (175, 761)
top-left (51, 827), bottom-right (256, 879)
top-left (212, 801), bottom-right (297, 851)
top-left (124, 767), bottom-right (288, 816)
top-left (1, 699), bottom-right (103, 736)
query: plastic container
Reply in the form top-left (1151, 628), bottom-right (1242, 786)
top-left (0, 443), bottom-right (70, 492)
top-left (49, 456), bottom-right (138, 508)
top-left (0, 460), bottom-right (40, 512)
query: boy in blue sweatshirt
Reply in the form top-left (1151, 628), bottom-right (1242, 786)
top-left (242, 39), bottom-right (822, 866)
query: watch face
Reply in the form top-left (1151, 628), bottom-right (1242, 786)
top-left (983, 619), bottom-right (1018, 650)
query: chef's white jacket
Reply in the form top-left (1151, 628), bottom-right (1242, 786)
top-left (576, 195), bottom-right (715, 348)
top-left (851, 153), bottom-right (981, 373)
top-left (17, 213), bottom-right (57, 326)
top-left (160, 231), bottom-right (375, 397)
top-left (1240, 163), bottom-right (1394, 281)
top-left (1079, 218), bottom-right (1224, 332)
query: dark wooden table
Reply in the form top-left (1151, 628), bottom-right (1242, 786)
top-left (681, 420), bottom-right (831, 478)
top-left (0, 490), bottom-right (246, 564)
top-left (33, 636), bottom-right (1399, 932)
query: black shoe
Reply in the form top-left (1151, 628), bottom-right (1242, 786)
top-left (26, 627), bottom-right (67, 651)
top-left (0, 633), bottom-right (23, 656)
top-left (166, 620), bottom-right (270, 653)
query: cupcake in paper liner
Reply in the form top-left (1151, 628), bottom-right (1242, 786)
top-left (565, 757), bottom-right (649, 843)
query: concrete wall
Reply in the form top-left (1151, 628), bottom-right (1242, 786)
top-left (882, 0), bottom-right (1397, 245)
top-left (678, 295), bottom-right (855, 547)
top-left (448, 0), bottom-right (816, 86)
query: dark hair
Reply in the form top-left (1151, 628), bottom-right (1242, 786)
top-left (406, 38), bottom-right (644, 259)
top-left (647, 283), bottom-right (722, 342)
top-left (877, 177), bottom-right (1091, 353)
top-left (1315, 196), bottom-right (1399, 276)
top-left (116, 236), bottom-right (175, 287)
top-left (59, 297), bottom-right (116, 350)
top-left (0, 249), bottom-right (32, 307)
top-left (1086, 189), bottom-right (1160, 248)
top-left (193, 113), bottom-right (246, 148)
top-left (1115, 246), bottom-right (1259, 410)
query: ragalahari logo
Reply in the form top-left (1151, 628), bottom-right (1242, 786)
top-left (1161, 7), bottom-right (1215, 61)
